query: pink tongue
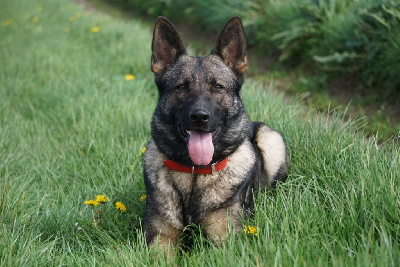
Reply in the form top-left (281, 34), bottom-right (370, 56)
top-left (188, 131), bottom-right (214, 166)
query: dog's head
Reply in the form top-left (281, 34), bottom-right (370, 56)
top-left (150, 16), bottom-right (249, 166)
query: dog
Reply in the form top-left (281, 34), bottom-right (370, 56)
top-left (143, 16), bottom-right (289, 248)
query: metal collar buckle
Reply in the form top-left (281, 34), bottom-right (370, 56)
top-left (191, 162), bottom-right (218, 175)
top-left (211, 162), bottom-right (217, 175)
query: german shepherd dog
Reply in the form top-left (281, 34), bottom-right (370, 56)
top-left (143, 16), bottom-right (289, 248)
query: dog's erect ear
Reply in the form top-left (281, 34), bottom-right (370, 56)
top-left (212, 16), bottom-right (247, 77)
top-left (151, 17), bottom-right (186, 74)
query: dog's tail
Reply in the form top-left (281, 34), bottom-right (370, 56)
top-left (250, 122), bottom-right (289, 188)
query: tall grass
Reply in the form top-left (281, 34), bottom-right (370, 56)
top-left (117, 0), bottom-right (400, 96)
top-left (0, 0), bottom-right (399, 265)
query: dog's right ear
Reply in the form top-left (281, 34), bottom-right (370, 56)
top-left (212, 16), bottom-right (247, 78)
top-left (151, 17), bottom-right (186, 75)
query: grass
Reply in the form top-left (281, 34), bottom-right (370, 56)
top-left (274, 71), bottom-right (400, 141)
top-left (117, 0), bottom-right (400, 95)
top-left (1, 0), bottom-right (399, 266)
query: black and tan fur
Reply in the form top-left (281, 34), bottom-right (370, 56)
top-left (143, 16), bottom-right (289, 248)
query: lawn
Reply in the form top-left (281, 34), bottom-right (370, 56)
top-left (0, 0), bottom-right (399, 266)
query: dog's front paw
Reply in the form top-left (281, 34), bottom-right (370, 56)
top-left (201, 206), bottom-right (241, 244)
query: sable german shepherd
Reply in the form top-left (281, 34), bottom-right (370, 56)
top-left (143, 16), bottom-right (289, 248)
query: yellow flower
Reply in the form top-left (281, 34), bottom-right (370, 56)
top-left (64, 27), bottom-right (70, 33)
top-left (139, 194), bottom-right (147, 202)
top-left (96, 195), bottom-right (110, 203)
top-left (91, 26), bottom-right (100, 33)
top-left (32, 16), bottom-right (39, 23)
top-left (125, 74), bottom-right (135, 81)
top-left (69, 17), bottom-right (75, 22)
top-left (36, 6), bottom-right (42, 11)
top-left (84, 199), bottom-right (99, 207)
top-left (1, 19), bottom-right (13, 27)
top-left (115, 202), bottom-right (126, 212)
top-left (75, 13), bottom-right (81, 18)
top-left (243, 225), bottom-right (258, 236)
top-left (84, 12), bottom-right (90, 17)
top-left (141, 146), bottom-right (147, 154)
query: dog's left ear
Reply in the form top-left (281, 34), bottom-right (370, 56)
top-left (151, 17), bottom-right (187, 75)
top-left (212, 16), bottom-right (247, 77)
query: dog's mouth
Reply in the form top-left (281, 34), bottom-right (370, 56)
top-left (179, 125), bottom-right (220, 166)
top-left (179, 126), bottom-right (220, 141)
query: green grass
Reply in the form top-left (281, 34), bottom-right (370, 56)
top-left (1, 0), bottom-right (399, 266)
top-left (117, 0), bottom-right (400, 96)
top-left (279, 73), bottom-right (400, 141)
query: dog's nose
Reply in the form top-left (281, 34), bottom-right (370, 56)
top-left (190, 109), bottom-right (210, 123)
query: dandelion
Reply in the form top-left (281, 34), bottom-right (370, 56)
top-left (69, 17), bottom-right (75, 22)
top-left (1, 19), bottom-right (13, 27)
top-left (96, 195), bottom-right (110, 203)
top-left (115, 201), bottom-right (126, 213)
top-left (139, 194), bottom-right (147, 202)
top-left (243, 225), bottom-right (258, 236)
top-left (125, 74), bottom-right (135, 81)
top-left (36, 6), bottom-right (42, 11)
top-left (84, 12), bottom-right (90, 17)
top-left (84, 199), bottom-right (99, 207)
top-left (75, 13), bottom-right (81, 18)
top-left (141, 146), bottom-right (147, 154)
top-left (32, 16), bottom-right (39, 23)
top-left (64, 27), bottom-right (70, 33)
top-left (91, 26), bottom-right (100, 33)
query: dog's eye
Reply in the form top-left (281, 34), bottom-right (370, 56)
top-left (215, 84), bottom-right (224, 90)
top-left (177, 85), bottom-right (185, 90)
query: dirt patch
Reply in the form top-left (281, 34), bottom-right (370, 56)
top-left (73, 0), bottom-right (96, 11)
top-left (328, 75), bottom-right (400, 127)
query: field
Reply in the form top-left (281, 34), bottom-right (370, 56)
top-left (0, 0), bottom-right (399, 265)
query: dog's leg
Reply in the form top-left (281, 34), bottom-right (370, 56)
top-left (143, 140), bottom-right (185, 249)
top-left (148, 220), bottom-right (182, 246)
top-left (200, 205), bottom-right (241, 244)
top-left (251, 122), bottom-right (289, 187)
top-left (146, 222), bottom-right (180, 261)
top-left (143, 213), bottom-right (183, 258)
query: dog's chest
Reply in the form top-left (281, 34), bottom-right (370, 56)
top-left (168, 140), bottom-right (256, 218)
top-left (144, 139), bottom-right (256, 225)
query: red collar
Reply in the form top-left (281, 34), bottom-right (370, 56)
top-left (163, 157), bottom-right (228, 175)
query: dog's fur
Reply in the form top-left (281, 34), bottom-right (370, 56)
top-left (143, 16), bottom-right (289, 247)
